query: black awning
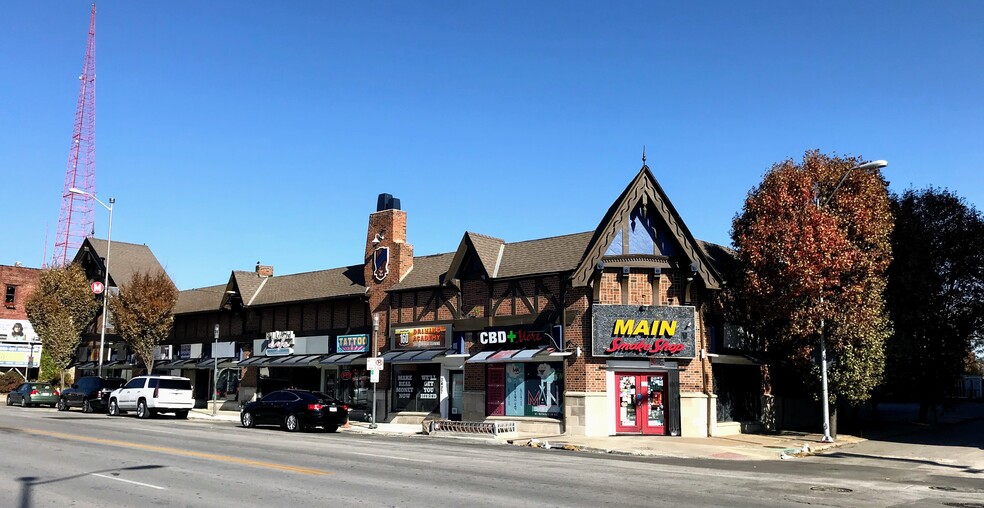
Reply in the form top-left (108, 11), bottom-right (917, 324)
top-left (156, 358), bottom-right (198, 370)
top-left (383, 348), bottom-right (457, 364)
top-left (238, 356), bottom-right (273, 367)
top-left (194, 358), bottom-right (240, 369)
top-left (319, 353), bottom-right (367, 365)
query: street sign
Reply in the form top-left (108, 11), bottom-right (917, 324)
top-left (367, 357), bottom-right (384, 371)
top-left (370, 369), bottom-right (380, 383)
top-left (91, 281), bottom-right (104, 294)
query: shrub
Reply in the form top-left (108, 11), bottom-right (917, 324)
top-left (0, 371), bottom-right (24, 393)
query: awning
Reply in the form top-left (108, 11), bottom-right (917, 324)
top-left (381, 348), bottom-right (457, 364)
top-left (194, 358), bottom-right (239, 369)
top-left (74, 361), bottom-right (97, 370)
top-left (319, 353), bottom-right (367, 365)
top-left (237, 356), bottom-right (274, 367)
top-left (155, 359), bottom-right (199, 370)
top-left (265, 354), bottom-right (325, 367)
top-left (466, 347), bottom-right (560, 363)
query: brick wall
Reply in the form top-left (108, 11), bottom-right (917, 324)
top-left (0, 265), bottom-right (41, 321)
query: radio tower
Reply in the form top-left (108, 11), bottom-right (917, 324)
top-left (54, 3), bottom-right (97, 267)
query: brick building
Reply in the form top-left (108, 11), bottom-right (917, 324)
top-left (1, 263), bottom-right (42, 377)
top-left (166, 161), bottom-right (760, 437)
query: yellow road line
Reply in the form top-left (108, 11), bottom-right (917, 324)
top-left (24, 428), bottom-right (333, 476)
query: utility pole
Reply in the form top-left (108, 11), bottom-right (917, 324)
top-left (369, 313), bottom-right (379, 429)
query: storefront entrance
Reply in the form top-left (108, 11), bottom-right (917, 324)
top-left (615, 372), bottom-right (667, 435)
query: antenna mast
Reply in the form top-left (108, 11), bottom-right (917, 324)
top-left (54, 3), bottom-right (97, 267)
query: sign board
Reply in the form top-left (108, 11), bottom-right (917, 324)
top-left (478, 327), bottom-right (553, 350)
top-left (367, 357), bottom-right (384, 371)
top-left (0, 319), bottom-right (38, 342)
top-left (213, 341), bottom-right (236, 359)
top-left (264, 330), bottom-right (295, 356)
top-left (370, 369), bottom-right (380, 383)
top-left (337, 334), bottom-right (369, 353)
top-left (91, 281), bottom-right (104, 294)
top-left (0, 342), bottom-right (42, 368)
top-left (592, 305), bottom-right (697, 359)
top-left (392, 325), bottom-right (450, 350)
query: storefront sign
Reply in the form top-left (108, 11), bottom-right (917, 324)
top-left (0, 319), bottom-right (38, 342)
top-left (392, 325), bottom-right (449, 350)
top-left (264, 330), bottom-right (295, 356)
top-left (592, 305), bottom-right (696, 359)
top-left (336, 334), bottom-right (369, 353)
top-left (373, 246), bottom-right (389, 281)
top-left (478, 327), bottom-right (552, 350)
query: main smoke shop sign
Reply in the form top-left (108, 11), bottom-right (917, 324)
top-left (591, 305), bottom-right (697, 359)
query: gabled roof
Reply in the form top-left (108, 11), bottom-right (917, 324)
top-left (229, 270), bottom-right (267, 306)
top-left (76, 237), bottom-right (169, 288)
top-left (391, 252), bottom-right (456, 291)
top-left (570, 165), bottom-right (724, 289)
top-left (443, 232), bottom-right (504, 282)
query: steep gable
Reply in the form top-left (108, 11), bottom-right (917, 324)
top-left (571, 164), bottom-right (724, 289)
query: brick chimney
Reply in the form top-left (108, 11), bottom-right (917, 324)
top-left (255, 263), bottom-right (274, 278)
top-left (365, 194), bottom-right (413, 329)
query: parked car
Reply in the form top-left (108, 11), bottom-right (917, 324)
top-left (241, 389), bottom-right (348, 432)
top-left (107, 375), bottom-right (194, 419)
top-left (6, 382), bottom-right (59, 408)
top-left (57, 376), bottom-right (125, 413)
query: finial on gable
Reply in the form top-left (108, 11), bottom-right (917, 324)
top-left (642, 145), bottom-right (647, 165)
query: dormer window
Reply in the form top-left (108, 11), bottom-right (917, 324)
top-left (4, 285), bottom-right (15, 307)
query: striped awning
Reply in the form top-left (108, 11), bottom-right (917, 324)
top-left (466, 347), bottom-right (559, 363)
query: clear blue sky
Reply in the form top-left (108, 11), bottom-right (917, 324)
top-left (3, 2), bottom-right (982, 290)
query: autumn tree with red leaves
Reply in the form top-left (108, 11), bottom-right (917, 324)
top-left (731, 151), bottom-right (893, 405)
top-left (108, 270), bottom-right (177, 373)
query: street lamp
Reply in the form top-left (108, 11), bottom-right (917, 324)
top-left (69, 187), bottom-right (115, 377)
top-left (815, 159), bottom-right (887, 443)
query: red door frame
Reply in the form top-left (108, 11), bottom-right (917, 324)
top-left (614, 372), bottom-right (667, 435)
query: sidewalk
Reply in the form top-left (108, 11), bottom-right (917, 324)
top-left (188, 401), bottom-right (984, 461)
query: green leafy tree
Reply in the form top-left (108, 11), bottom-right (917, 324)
top-left (25, 264), bottom-right (100, 388)
top-left (884, 188), bottom-right (984, 421)
top-left (109, 270), bottom-right (177, 373)
top-left (730, 150), bottom-right (893, 406)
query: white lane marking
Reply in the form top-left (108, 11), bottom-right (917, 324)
top-left (92, 473), bottom-right (167, 490)
top-left (351, 452), bottom-right (432, 463)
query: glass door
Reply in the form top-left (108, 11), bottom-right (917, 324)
top-left (615, 373), bottom-right (642, 433)
top-left (614, 372), bottom-right (668, 435)
top-left (450, 371), bottom-right (464, 421)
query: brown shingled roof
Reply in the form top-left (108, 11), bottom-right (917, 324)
top-left (82, 238), bottom-right (169, 288)
top-left (467, 232), bottom-right (505, 276)
top-left (389, 252), bottom-right (455, 291)
top-left (247, 265), bottom-right (367, 306)
top-left (174, 284), bottom-right (227, 314)
top-left (496, 232), bottom-right (594, 278)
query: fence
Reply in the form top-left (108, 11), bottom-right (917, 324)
top-left (427, 420), bottom-right (517, 437)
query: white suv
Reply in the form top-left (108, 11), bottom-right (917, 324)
top-left (107, 375), bottom-right (195, 419)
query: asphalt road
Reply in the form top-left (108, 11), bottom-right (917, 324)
top-left (1, 404), bottom-right (981, 507)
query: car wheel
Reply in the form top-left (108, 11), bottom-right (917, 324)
top-left (20, 397), bottom-right (27, 408)
top-left (175, 410), bottom-right (189, 420)
top-left (241, 411), bottom-right (255, 428)
top-left (137, 401), bottom-right (150, 419)
top-left (108, 399), bottom-right (120, 416)
top-left (285, 413), bottom-right (300, 432)
top-left (82, 399), bottom-right (92, 413)
top-left (324, 424), bottom-right (339, 433)
top-left (6, 395), bottom-right (13, 406)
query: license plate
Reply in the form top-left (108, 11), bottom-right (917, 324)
top-left (329, 407), bottom-right (337, 412)
top-left (40, 393), bottom-right (51, 396)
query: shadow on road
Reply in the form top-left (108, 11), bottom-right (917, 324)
top-left (16, 464), bottom-right (166, 508)
top-left (815, 451), bottom-right (983, 475)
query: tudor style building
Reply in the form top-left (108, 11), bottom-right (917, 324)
top-left (166, 160), bottom-right (760, 437)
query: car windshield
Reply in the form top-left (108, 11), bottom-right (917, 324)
top-left (104, 379), bottom-right (125, 389)
top-left (32, 384), bottom-right (53, 390)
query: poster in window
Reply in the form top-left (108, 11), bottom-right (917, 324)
top-left (504, 363), bottom-right (525, 416)
top-left (487, 365), bottom-right (505, 415)
top-left (393, 372), bottom-right (417, 411)
top-left (525, 362), bottom-right (563, 418)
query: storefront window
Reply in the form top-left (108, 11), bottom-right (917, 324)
top-left (216, 368), bottom-right (240, 399)
top-left (486, 362), bottom-right (563, 420)
top-left (392, 364), bottom-right (440, 413)
top-left (331, 367), bottom-right (370, 409)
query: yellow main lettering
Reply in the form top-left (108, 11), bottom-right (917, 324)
top-left (613, 320), bottom-right (635, 336)
top-left (658, 320), bottom-right (678, 337)
top-left (633, 320), bottom-right (651, 336)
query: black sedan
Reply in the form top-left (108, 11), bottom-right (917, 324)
top-left (240, 389), bottom-right (348, 432)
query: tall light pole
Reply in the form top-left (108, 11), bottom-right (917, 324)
top-left (69, 187), bottom-right (114, 377)
top-left (815, 159), bottom-right (887, 443)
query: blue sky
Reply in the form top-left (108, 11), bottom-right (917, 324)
top-left (3, 2), bottom-right (982, 290)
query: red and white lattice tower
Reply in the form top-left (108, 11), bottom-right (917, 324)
top-left (53, 3), bottom-right (97, 267)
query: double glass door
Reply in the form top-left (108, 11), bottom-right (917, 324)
top-left (615, 372), bottom-right (667, 435)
